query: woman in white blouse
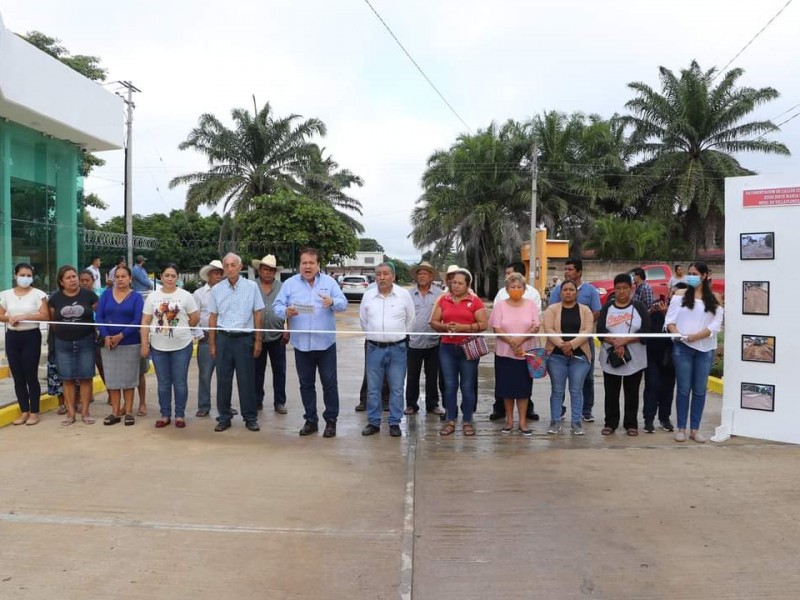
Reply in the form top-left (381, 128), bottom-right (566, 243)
top-left (0, 263), bottom-right (49, 425)
top-left (665, 261), bottom-right (724, 443)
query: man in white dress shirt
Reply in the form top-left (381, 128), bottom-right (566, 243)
top-left (193, 260), bottom-right (224, 417)
top-left (359, 262), bottom-right (415, 437)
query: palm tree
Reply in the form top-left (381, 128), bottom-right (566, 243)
top-left (621, 60), bottom-right (790, 253)
top-left (411, 121), bottom-right (530, 296)
top-left (169, 99), bottom-right (364, 247)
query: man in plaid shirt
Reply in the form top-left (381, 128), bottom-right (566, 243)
top-left (632, 269), bottom-right (656, 309)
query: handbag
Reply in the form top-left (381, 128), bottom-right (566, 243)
top-left (526, 347), bottom-right (550, 379)
top-left (605, 305), bottom-right (634, 369)
top-left (460, 336), bottom-right (489, 360)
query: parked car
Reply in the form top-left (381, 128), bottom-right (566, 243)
top-left (340, 275), bottom-right (372, 301)
top-left (589, 263), bottom-right (725, 306)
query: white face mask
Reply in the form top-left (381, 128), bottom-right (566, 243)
top-left (16, 276), bottom-right (33, 288)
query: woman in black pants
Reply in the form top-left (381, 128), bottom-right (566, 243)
top-left (0, 263), bottom-right (50, 426)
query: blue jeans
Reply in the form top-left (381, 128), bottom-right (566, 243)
top-left (438, 343), bottom-right (478, 422)
top-left (254, 338), bottom-right (287, 408)
top-left (672, 342), bottom-right (714, 430)
top-left (547, 353), bottom-right (591, 424)
top-left (150, 344), bottom-right (192, 419)
top-left (366, 342), bottom-right (407, 426)
top-left (581, 341), bottom-right (596, 418)
top-left (196, 341), bottom-right (216, 412)
top-left (215, 334), bottom-right (257, 425)
top-left (294, 344), bottom-right (339, 424)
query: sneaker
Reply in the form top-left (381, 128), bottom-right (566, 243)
top-left (274, 404), bottom-right (287, 415)
top-left (660, 419), bottom-right (675, 432)
top-left (674, 430), bottom-right (687, 442)
top-left (582, 414), bottom-right (595, 423)
top-left (644, 421), bottom-right (655, 433)
top-left (547, 421), bottom-right (561, 435)
top-left (500, 427), bottom-right (513, 434)
top-left (570, 422), bottom-right (585, 436)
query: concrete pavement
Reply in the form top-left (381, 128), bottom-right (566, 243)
top-left (1, 304), bottom-right (797, 599)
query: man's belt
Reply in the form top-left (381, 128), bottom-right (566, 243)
top-left (368, 338), bottom-right (408, 348)
top-left (218, 331), bottom-right (251, 338)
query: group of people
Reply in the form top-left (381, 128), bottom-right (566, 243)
top-left (1, 249), bottom-right (723, 443)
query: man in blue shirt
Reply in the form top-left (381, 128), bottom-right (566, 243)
top-left (273, 247), bottom-right (348, 438)
top-left (132, 255), bottom-right (152, 293)
top-left (209, 253), bottom-right (265, 432)
top-left (549, 258), bottom-right (602, 422)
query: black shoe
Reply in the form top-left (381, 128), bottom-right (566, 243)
top-left (489, 412), bottom-right (506, 421)
top-left (195, 409), bottom-right (210, 417)
top-left (256, 404), bottom-right (264, 411)
top-left (214, 421), bottom-right (231, 432)
top-left (382, 404), bottom-right (390, 412)
top-left (644, 421), bottom-right (655, 433)
top-left (299, 421), bottom-right (319, 436)
top-left (660, 419), bottom-right (675, 432)
top-left (231, 408), bottom-right (239, 416)
top-left (561, 405), bottom-right (566, 417)
top-left (323, 421), bottom-right (337, 438)
top-left (389, 425), bottom-right (402, 437)
top-left (246, 421), bottom-right (260, 432)
top-left (361, 423), bottom-right (380, 436)
top-left (527, 412), bottom-right (540, 421)
top-left (355, 402), bottom-right (366, 412)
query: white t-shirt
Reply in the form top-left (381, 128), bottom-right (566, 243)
top-left (599, 303), bottom-right (648, 376)
top-left (0, 288), bottom-right (47, 331)
top-left (143, 288), bottom-right (198, 351)
top-left (86, 265), bottom-right (102, 291)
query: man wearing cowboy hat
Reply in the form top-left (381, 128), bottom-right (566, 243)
top-left (405, 261), bottom-right (445, 416)
top-left (193, 260), bottom-right (224, 417)
top-left (251, 254), bottom-right (288, 415)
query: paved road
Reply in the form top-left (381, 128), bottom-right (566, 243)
top-left (1, 304), bottom-right (798, 599)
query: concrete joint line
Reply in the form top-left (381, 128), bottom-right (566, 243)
top-left (399, 419), bottom-right (418, 600)
top-left (0, 512), bottom-right (399, 538)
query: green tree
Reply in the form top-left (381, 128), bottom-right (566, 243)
top-left (411, 121), bottom-right (530, 297)
top-left (621, 60), bottom-right (790, 253)
top-left (237, 190), bottom-right (358, 267)
top-left (586, 217), bottom-right (688, 260)
top-left (169, 99), bottom-right (363, 247)
top-left (359, 238), bottom-right (385, 252)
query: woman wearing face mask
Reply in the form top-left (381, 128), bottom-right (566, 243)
top-left (96, 266), bottom-right (144, 426)
top-left (665, 261), bottom-right (723, 443)
top-left (0, 263), bottom-right (50, 426)
top-left (488, 272), bottom-right (540, 435)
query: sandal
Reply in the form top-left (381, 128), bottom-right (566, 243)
top-left (124, 414), bottom-right (135, 426)
top-left (82, 416), bottom-right (96, 425)
top-left (61, 417), bottom-right (76, 427)
top-left (463, 423), bottom-right (476, 437)
top-left (137, 406), bottom-right (147, 417)
top-left (439, 421), bottom-right (456, 436)
top-left (626, 428), bottom-right (639, 437)
top-left (57, 405), bottom-right (67, 415)
top-left (601, 427), bottom-right (615, 435)
top-left (103, 415), bottom-right (121, 426)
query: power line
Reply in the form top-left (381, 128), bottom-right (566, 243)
top-left (362, 0), bottom-right (471, 132)
top-left (716, 0), bottom-right (794, 77)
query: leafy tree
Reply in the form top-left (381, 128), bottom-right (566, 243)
top-left (170, 99), bottom-right (363, 247)
top-left (586, 217), bottom-right (687, 260)
top-left (621, 60), bottom-right (790, 253)
top-left (359, 238), bottom-right (385, 252)
top-left (383, 256), bottom-right (411, 284)
top-left (237, 190), bottom-right (358, 267)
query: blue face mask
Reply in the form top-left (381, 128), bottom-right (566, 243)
top-left (16, 275), bottom-right (33, 288)
top-left (685, 275), bottom-right (701, 288)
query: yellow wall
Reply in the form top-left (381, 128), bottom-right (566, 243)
top-left (521, 229), bottom-right (570, 294)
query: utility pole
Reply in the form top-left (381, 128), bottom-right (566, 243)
top-left (119, 81), bottom-right (141, 268)
top-left (529, 139), bottom-right (538, 288)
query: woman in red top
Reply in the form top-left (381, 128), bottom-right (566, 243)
top-left (429, 268), bottom-right (488, 436)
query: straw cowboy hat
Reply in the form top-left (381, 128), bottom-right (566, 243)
top-left (251, 254), bottom-right (278, 270)
top-left (199, 260), bottom-right (223, 282)
top-left (410, 261), bottom-right (437, 279)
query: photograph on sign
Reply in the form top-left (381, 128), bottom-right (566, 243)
top-left (741, 382), bottom-right (775, 412)
top-left (742, 281), bottom-right (770, 315)
top-left (741, 335), bottom-right (775, 364)
top-left (740, 232), bottom-right (774, 260)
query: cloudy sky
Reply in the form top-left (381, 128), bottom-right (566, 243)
top-left (3, 0), bottom-right (799, 260)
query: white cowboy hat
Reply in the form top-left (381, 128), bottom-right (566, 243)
top-left (250, 254), bottom-right (278, 270)
top-left (199, 260), bottom-right (223, 282)
top-left (445, 264), bottom-right (471, 281)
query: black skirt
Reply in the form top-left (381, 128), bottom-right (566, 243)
top-left (494, 355), bottom-right (533, 399)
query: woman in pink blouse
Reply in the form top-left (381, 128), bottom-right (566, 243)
top-left (488, 273), bottom-right (540, 435)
